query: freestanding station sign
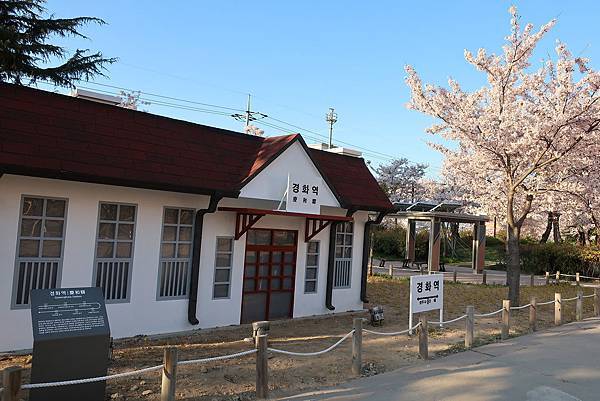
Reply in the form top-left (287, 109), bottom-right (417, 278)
top-left (30, 287), bottom-right (110, 401)
top-left (409, 274), bottom-right (444, 333)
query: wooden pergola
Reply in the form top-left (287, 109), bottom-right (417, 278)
top-left (387, 202), bottom-right (489, 273)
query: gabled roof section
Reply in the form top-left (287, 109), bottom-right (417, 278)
top-left (309, 149), bottom-right (393, 212)
top-left (0, 83), bottom-right (392, 211)
top-left (241, 134), bottom-right (300, 186)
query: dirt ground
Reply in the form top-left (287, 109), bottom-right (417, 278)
top-left (1, 277), bottom-right (596, 401)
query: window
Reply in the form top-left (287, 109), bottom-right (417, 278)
top-left (93, 203), bottom-right (136, 302)
top-left (213, 237), bottom-right (233, 299)
top-left (333, 222), bottom-right (353, 288)
top-left (157, 208), bottom-right (194, 299)
top-left (12, 196), bottom-right (67, 308)
top-left (305, 241), bottom-right (319, 293)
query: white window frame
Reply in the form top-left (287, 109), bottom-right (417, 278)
top-left (156, 207), bottom-right (195, 300)
top-left (333, 222), bottom-right (353, 289)
top-left (304, 240), bottom-right (320, 294)
top-left (11, 195), bottom-right (68, 309)
top-left (213, 236), bottom-right (234, 299)
top-left (92, 202), bottom-right (137, 303)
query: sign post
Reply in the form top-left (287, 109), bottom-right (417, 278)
top-left (409, 274), bottom-right (444, 333)
top-left (29, 287), bottom-right (110, 401)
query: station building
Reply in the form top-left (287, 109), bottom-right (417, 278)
top-left (0, 83), bottom-right (392, 351)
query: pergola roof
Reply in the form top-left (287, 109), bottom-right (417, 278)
top-left (388, 201), bottom-right (488, 223)
top-left (394, 201), bottom-right (462, 213)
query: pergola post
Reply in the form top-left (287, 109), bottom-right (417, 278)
top-left (428, 218), bottom-right (441, 272)
top-left (471, 221), bottom-right (486, 274)
top-left (406, 219), bottom-right (416, 262)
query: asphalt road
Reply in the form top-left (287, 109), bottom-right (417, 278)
top-left (279, 319), bottom-right (600, 401)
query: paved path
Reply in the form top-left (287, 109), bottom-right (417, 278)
top-left (279, 319), bottom-right (600, 401)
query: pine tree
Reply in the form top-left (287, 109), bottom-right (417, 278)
top-left (0, 0), bottom-right (115, 87)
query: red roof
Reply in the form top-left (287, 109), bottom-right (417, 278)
top-left (0, 83), bottom-right (392, 212)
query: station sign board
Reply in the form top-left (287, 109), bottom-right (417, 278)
top-left (409, 273), bottom-right (444, 332)
top-left (285, 174), bottom-right (322, 214)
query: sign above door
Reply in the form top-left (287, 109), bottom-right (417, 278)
top-left (285, 174), bottom-right (322, 214)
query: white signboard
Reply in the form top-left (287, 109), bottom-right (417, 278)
top-left (409, 273), bottom-right (444, 332)
top-left (285, 174), bottom-right (322, 214)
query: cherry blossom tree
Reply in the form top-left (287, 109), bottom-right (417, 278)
top-left (404, 6), bottom-right (600, 304)
top-left (119, 90), bottom-right (151, 110)
top-left (375, 158), bottom-right (428, 202)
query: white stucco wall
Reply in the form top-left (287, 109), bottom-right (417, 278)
top-left (0, 175), bottom-right (367, 352)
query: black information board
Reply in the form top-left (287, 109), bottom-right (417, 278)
top-left (30, 287), bottom-right (110, 401)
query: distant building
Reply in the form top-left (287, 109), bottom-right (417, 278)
top-left (0, 83), bottom-right (392, 351)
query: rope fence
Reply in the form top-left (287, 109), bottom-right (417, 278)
top-left (3, 287), bottom-right (600, 401)
top-left (428, 314), bottom-right (467, 326)
top-left (268, 330), bottom-right (354, 357)
top-left (474, 308), bottom-right (503, 318)
top-left (509, 303), bottom-right (532, 310)
top-left (363, 322), bottom-right (421, 336)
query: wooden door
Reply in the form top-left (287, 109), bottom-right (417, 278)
top-left (241, 229), bottom-right (297, 324)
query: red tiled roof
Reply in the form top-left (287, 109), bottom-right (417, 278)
top-left (309, 149), bottom-right (392, 212)
top-left (0, 83), bottom-right (392, 211)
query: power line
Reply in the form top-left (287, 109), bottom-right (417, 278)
top-left (79, 81), bottom-right (245, 112)
top-left (111, 60), bottom-right (440, 169)
top-left (34, 80), bottom-right (438, 168)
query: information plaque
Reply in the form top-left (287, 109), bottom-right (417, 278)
top-left (30, 287), bottom-right (110, 401)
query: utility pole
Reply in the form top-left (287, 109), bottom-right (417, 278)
top-left (325, 107), bottom-right (338, 149)
top-left (231, 94), bottom-right (267, 132)
top-left (245, 94), bottom-right (251, 127)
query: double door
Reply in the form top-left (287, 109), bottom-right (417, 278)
top-left (241, 229), bottom-right (297, 324)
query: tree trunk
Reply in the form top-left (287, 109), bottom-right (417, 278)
top-left (506, 225), bottom-right (521, 306)
top-left (540, 212), bottom-right (553, 243)
top-left (577, 226), bottom-right (586, 246)
top-left (552, 213), bottom-right (562, 243)
top-left (450, 222), bottom-right (459, 258)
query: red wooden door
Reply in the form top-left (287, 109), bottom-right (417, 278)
top-left (241, 229), bottom-right (297, 324)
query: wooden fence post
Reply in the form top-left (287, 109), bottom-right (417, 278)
top-left (465, 306), bottom-right (474, 349)
top-left (556, 271), bottom-right (560, 283)
top-left (595, 288), bottom-right (600, 317)
top-left (530, 274), bottom-right (535, 287)
top-left (255, 335), bottom-right (269, 400)
top-left (453, 270), bottom-right (457, 283)
top-left (501, 300), bottom-right (510, 340)
top-left (160, 347), bottom-right (178, 401)
top-left (576, 273), bottom-right (580, 285)
top-left (418, 316), bottom-right (428, 360)
top-left (555, 293), bottom-right (562, 326)
top-left (545, 272), bottom-right (550, 285)
top-left (482, 271), bottom-right (487, 285)
top-left (352, 318), bottom-right (363, 376)
top-left (576, 290), bottom-right (583, 321)
top-left (529, 297), bottom-right (537, 332)
top-left (2, 366), bottom-right (22, 401)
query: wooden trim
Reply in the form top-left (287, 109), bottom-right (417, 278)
top-left (235, 212), bottom-right (265, 240)
top-left (219, 207), bottom-right (353, 222)
top-left (305, 218), bottom-right (331, 242)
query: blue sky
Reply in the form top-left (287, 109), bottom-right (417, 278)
top-left (41, 1), bottom-right (600, 176)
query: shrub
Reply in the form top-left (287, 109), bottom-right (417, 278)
top-left (520, 242), bottom-right (600, 276)
top-left (372, 226), bottom-right (405, 259)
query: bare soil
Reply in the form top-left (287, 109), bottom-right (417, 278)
top-left (1, 277), bottom-right (594, 401)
